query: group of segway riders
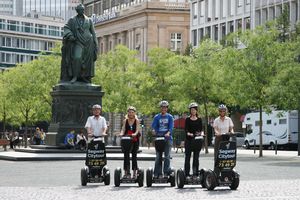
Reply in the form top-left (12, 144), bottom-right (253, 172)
top-left (81, 102), bottom-right (239, 190)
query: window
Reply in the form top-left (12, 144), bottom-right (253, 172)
top-left (7, 20), bottom-right (18, 31)
top-left (6, 37), bottom-right (12, 47)
top-left (1, 53), bottom-right (5, 62)
top-left (255, 121), bottom-right (260, 126)
top-left (35, 24), bottom-right (47, 35)
top-left (266, 120), bottom-right (271, 125)
top-left (22, 22), bottom-right (33, 33)
top-left (170, 33), bottom-right (182, 51)
top-left (135, 33), bottom-right (140, 49)
top-left (192, 30), bottom-right (197, 46)
top-left (200, 0), bottom-right (205, 17)
top-left (245, 17), bottom-right (251, 29)
top-left (238, 0), bottom-right (243, 7)
top-left (192, 2), bottom-right (198, 19)
top-left (0, 19), bottom-right (4, 30)
top-left (49, 26), bottom-right (60, 36)
top-left (279, 119), bottom-right (287, 124)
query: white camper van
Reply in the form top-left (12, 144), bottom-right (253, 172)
top-left (243, 110), bottom-right (298, 149)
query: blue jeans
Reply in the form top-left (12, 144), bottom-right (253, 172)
top-left (154, 140), bottom-right (171, 177)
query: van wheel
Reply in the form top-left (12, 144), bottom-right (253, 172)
top-left (270, 142), bottom-right (275, 150)
top-left (245, 141), bottom-right (250, 149)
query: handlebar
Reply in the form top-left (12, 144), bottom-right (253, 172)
top-left (216, 132), bottom-right (235, 136)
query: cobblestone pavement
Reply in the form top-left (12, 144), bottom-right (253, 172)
top-left (1, 179), bottom-right (300, 200)
top-left (0, 148), bottom-right (300, 200)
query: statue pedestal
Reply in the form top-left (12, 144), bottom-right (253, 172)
top-left (47, 82), bottom-right (104, 146)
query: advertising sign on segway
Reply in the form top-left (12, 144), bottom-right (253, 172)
top-left (81, 137), bottom-right (110, 186)
top-left (204, 133), bottom-right (240, 190)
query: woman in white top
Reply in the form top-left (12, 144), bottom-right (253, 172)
top-left (213, 104), bottom-right (234, 162)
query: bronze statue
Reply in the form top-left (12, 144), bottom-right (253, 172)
top-left (61, 4), bottom-right (98, 84)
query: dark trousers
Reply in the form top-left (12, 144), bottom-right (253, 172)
top-left (77, 140), bottom-right (86, 149)
top-left (10, 139), bottom-right (19, 149)
top-left (184, 139), bottom-right (202, 176)
top-left (123, 142), bottom-right (139, 171)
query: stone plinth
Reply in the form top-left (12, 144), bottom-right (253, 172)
top-left (46, 82), bottom-right (104, 146)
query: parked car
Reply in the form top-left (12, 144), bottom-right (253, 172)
top-left (211, 132), bottom-right (245, 147)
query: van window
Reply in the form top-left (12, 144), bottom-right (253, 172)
top-left (279, 119), bottom-right (287, 124)
top-left (246, 124), bottom-right (252, 134)
top-left (266, 120), bottom-right (271, 124)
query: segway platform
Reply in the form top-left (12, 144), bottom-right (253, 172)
top-left (146, 136), bottom-right (176, 187)
top-left (114, 136), bottom-right (144, 187)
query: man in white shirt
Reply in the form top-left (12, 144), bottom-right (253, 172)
top-left (213, 104), bottom-right (234, 162)
top-left (85, 104), bottom-right (108, 139)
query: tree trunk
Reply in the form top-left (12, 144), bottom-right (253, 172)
top-left (24, 110), bottom-right (29, 148)
top-left (259, 105), bottom-right (263, 157)
top-left (204, 102), bottom-right (209, 154)
top-left (298, 104), bottom-right (300, 156)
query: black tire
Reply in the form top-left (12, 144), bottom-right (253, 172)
top-left (102, 166), bottom-right (108, 176)
top-left (104, 168), bottom-right (110, 185)
top-left (81, 168), bottom-right (88, 186)
top-left (245, 141), bottom-right (250, 149)
top-left (170, 168), bottom-right (176, 187)
top-left (270, 142), bottom-right (275, 150)
top-left (146, 168), bottom-right (153, 187)
top-left (114, 168), bottom-right (121, 187)
top-left (205, 170), bottom-right (217, 190)
top-left (176, 168), bottom-right (185, 189)
top-left (199, 168), bottom-right (207, 188)
top-left (230, 171), bottom-right (240, 190)
top-left (138, 169), bottom-right (144, 187)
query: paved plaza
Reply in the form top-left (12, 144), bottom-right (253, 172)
top-left (0, 147), bottom-right (300, 200)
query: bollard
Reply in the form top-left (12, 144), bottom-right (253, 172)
top-left (254, 139), bottom-right (256, 154)
top-left (275, 140), bottom-right (277, 155)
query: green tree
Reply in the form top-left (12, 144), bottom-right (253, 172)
top-left (1, 46), bottom-right (60, 146)
top-left (224, 25), bottom-right (289, 157)
top-left (137, 47), bottom-right (178, 115)
top-left (170, 40), bottom-right (224, 153)
top-left (276, 4), bottom-right (290, 42)
top-left (94, 45), bottom-right (145, 113)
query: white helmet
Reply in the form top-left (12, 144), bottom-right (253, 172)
top-left (218, 104), bottom-right (227, 111)
top-left (159, 100), bottom-right (169, 107)
top-left (127, 106), bottom-right (136, 112)
top-left (92, 104), bottom-right (102, 109)
top-left (188, 102), bottom-right (198, 109)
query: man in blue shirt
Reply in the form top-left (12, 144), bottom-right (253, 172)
top-left (64, 130), bottom-right (75, 149)
top-left (151, 100), bottom-right (174, 178)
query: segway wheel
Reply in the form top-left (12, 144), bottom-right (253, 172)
top-left (104, 168), bottom-right (110, 185)
top-left (176, 168), bottom-right (185, 189)
top-left (137, 169), bottom-right (144, 187)
top-left (230, 171), bottom-right (240, 190)
top-left (81, 167), bottom-right (88, 186)
top-left (205, 170), bottom-right (217, 190)
top-left (170, 168), bottom-right (176, 187)
top-left (102, 166), bottom-right (108, 176)
top-left (199, 168), bottom-right (207, 188)
top-left (146, 168), bottom-right (153, 187)
top-left (114, 168), bottom-right (121, 187)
